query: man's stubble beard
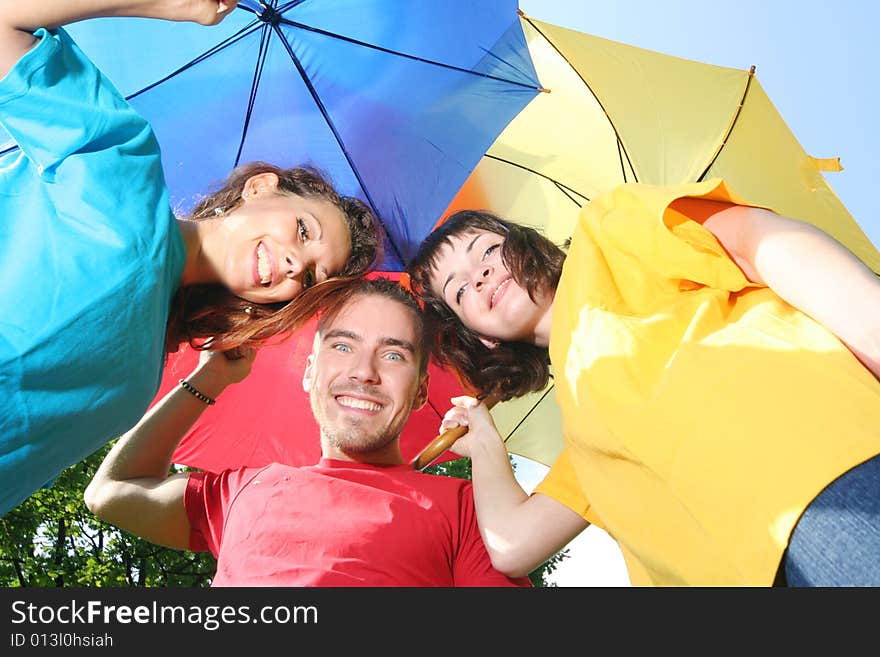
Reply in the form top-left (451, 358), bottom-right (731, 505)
top-left (321, 419), bottom-right (398, 455)
top-left (311, 394), bottom-right (405, 455)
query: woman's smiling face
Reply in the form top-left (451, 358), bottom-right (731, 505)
top-left (211, 174), bottom-right (351, 304)
top-left (427, 229), bottom-right (549, 345)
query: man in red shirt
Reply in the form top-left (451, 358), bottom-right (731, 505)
top-left (85, 277), bottom-right (530, 587)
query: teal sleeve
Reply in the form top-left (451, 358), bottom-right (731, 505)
top-left (0, 28), bottom-right (156, 183)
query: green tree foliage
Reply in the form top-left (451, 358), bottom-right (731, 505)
top-left (0, 446), bottom-right (565, 587)
top-left (426, 456), bottom-right (569, 587)
top-left (0, 443), bottom-right (215, 587)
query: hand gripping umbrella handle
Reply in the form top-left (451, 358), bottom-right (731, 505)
top-left (410, 396), bottom-right (500, 471)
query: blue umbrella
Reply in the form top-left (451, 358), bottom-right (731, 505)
top-left (20, 0), bottom-right (541, 270)
top-left (0, 1), bottom-right (543, 480)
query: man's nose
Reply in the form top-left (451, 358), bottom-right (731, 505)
top-left (348, 351), bottom-right (380, 384)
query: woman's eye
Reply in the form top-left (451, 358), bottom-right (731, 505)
top-left (304, 270), bottom-right (315, 289)
top-left (455, 283), bottom-right (467, 304)
top-left (297, 217), bottom-right (310, 241)
top-left (483, 243), bottom-right (499, 260)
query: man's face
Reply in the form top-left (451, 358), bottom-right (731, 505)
top-left (302, 293), bottom-right (429, 461)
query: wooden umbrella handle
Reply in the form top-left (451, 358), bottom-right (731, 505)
top-left (410, 396), bottom-right (500, 471)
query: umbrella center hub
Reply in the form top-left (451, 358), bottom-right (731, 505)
top-left (257, 5), bottom-right (282, 26)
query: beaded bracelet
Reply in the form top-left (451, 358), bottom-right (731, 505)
top-left (178, 378), bottom-right (216, 405)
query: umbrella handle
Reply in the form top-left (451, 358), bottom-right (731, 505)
top-left (410, 396), bottom-right (500, 471)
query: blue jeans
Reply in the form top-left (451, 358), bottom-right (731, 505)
top-left (778, 453), bottom-right (880, 586)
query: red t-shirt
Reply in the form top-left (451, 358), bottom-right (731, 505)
top-left (185, 459), bottom-right (531, 587)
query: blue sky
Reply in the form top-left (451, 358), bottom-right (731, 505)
top-left (513, 0), bottom-right (879, 587)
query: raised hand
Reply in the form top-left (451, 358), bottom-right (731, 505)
top-left (170, 1), bottom-right (241, 26)
top-left (1, 0), bottom-right (243, 75)
top-left (194, 345), bottom-right (257, 388)
top-left (439, 395), bottom-right (503, 458)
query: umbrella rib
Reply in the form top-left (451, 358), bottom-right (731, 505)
top-left (696, 67), bottom-right (756, 182)
top-left (236, 2), bottom-right (263, 16)
top-left (502, 382), bottom-right (556, 445)
top-left (425, 396), bottom-right (445, 423)
top-left (126, 21), bottom-right (262, 101)
top-left (0, 20), bottom-right (262, 159)
top-left (271, 24), bottom-right (407, 266)
top-left (485, 153), bottom-right (589, 205)
top-left (523, 15), bottom-right (639, 184)
top-left (275, 18), bottom-right (542, 91)
top-left (233, 23), bottom-right (274, 167)
top-left (276, 0), bottom-right (309, 11)
top-left (553, 180), bottom-right (586, 208)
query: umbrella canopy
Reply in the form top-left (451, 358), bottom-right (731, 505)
top-left (448, 13), bottom-right (880, 272)
top-left (436, 11), bottom-right (880, 468)
top-left (48, 0), bottom-right (541, 473)
top-left (158, 10), bottom-right (880, 474)
top-left (6, 0), bottom-right (540, 270)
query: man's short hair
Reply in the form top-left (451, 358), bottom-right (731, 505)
top-left (316, 277), bottom-right (432, 373)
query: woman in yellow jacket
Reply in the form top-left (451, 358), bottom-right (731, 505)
top-left (407, 179), bottom-right (880, 586)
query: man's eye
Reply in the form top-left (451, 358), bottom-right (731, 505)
top-left (332, 343), bottom-right (350, 353)
top-left (385, 352), bottom-right (404, 362)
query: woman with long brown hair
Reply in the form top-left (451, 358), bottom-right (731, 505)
top-left (408, 182), bottom-right (880, 586)
top-left (0, 1), bottom-right (381, 515)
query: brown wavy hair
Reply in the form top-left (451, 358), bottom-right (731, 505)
top-left (316, 276), bottom-right (433, 374)
top-left (164, 162), bottom-right (383, 354)
top-left (407, 210), bottom-right (566, 400)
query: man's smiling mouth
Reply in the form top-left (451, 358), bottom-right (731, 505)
top-left (336, 396), bottom-right (383, 412)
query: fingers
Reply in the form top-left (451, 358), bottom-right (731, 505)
top-left (222, 345), bottom-right (256, 361)
top-left (239, 345), bottom-right (258, 363)
top-left (440, 406), bottom-right (469, 431)
top-left (440, 395), bottom-right (495, 432)
top-left (215, 1), bottom-right (240, 17)
top-left (216, 2), bottom-right (239, 16)
top-left (196, 342), bottom-right (256, 368)
top-left (190, 1), bottom-right (238, 26)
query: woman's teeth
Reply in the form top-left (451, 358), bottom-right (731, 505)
top-left (491, 278), bottom-right (510, 308)
top-left (257, 243), bottom-right (271, 285)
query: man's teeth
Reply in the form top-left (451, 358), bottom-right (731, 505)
top-left (257, 243), bottom-right (271, 285)
top-left (337, 396), bottom-right (382, 411)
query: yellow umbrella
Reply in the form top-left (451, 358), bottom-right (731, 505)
top-left (434, 10), bottom-right (880, 468)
